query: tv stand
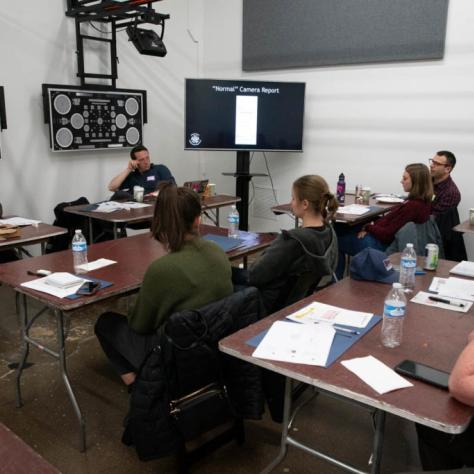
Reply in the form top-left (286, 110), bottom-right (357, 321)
top-left (222, 151), bottom-right (267, 231)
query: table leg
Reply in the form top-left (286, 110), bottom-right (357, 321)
top-left (41, 241), bottom-right (46, 255)
top-left (216, 208), bottom-right (220, 226)
top-left (113, 223), bottom-right (118, 239)
top-left (88, 218), bottom-right (93, 244)
top-left (55, 309), bottom-right (86, 452)
top-left (369, 410), bottom-right (385, 474)
top-left (15, 294), bottom-right (30, 408)
top-left (261, 377), bottom-right (292, 473)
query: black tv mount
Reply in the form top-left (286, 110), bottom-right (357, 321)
top-left (65, 1), bottom-right (169, 87)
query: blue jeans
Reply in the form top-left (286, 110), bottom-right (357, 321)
top-left (336, 226), bottom-right (387, 279)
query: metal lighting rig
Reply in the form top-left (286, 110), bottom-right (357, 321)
top-left (65, 0), bottom-right (169, 88)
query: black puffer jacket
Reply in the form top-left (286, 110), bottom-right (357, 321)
top-left (122, 287), bottom-right (265, 461)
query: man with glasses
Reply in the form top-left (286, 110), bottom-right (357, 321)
top-left (429, 150), bottom-right (460, 216)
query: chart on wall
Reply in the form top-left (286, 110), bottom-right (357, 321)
top-left (42, 84), bottom-right (147, 152)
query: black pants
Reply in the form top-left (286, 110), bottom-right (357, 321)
top-left (416, 421), bottom-right (474, 470)
top-left (94, 312), bottom-right (158, 375)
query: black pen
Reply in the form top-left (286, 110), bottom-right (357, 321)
top-left (428, 296), bottom-right (465, 308)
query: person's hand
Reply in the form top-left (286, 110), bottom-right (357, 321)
top-left (357, 230), bottom-right (367, 239)
top-left (127, 160), bottom-right (138, 172)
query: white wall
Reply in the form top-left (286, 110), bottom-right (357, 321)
top-left (0, 0), bottom-right (204, 221)
top-left (0, 1), bottom-right (473, 257)
top-left (200, 0), bottom-right (474, 257)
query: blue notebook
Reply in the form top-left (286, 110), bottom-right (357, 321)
top-left (246, 315), bottom-right (381, 368)
top-left (65, 277), bottom-right (113, 300)
top-left (202, 234), bottom-right (245, 252)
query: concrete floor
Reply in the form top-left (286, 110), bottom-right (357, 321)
top-left (0, 281), bottom-right (423, 473)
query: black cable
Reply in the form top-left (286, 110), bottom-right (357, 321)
top-left (262, 151), bottom-right (279, 205)
top-left (88, 21), bottom-right (128, 34)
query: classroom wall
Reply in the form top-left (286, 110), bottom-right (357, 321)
top-left (200, 0), bottom-right (474, 258)
top-left (0, 0), bottom-right (473, 257)
top-left (0, 0), bottom-right (204, 222)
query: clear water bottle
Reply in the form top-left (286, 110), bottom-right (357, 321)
top-left (381, 282), bottom-right (407, 348)
top-left (336, 173), bottom-right (346, 205)
top-left (227, 205), bottom-right (240, 238)
top-left (72, 229), bottom-right (88, 274)
top-left (399, 243), bottom-right (417, 292)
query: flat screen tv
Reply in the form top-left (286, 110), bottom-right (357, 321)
top-left (185, 79), bottom-right (305, 152)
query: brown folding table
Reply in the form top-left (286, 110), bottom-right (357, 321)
top-left (219, 257), bottom-right (474, 473)
top-left (0, 225), bottom-right (275, 452)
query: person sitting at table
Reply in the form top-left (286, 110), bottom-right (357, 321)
top-left (336, 163), bottom-right (433, 279)
top-left (94, 183), bottom-right (233, 388)
top-left (415, 329), bottom-right (474, 470)
top-left (108, 145), bottom-right (175, 197)
top-left (234, 175), bottom-right (339, 315)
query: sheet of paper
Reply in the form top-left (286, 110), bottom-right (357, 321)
top-left (450, 261), bottom-right (474, 278)
top-left (252, 321), bottom-right (335, 366)
top-left (121, 201), bottom-right (152, 209)
top-left (75, 258), bottom-right (116, 272)
top-left (338, 204), bottom-right (371, 215)
top-left (0, 217), bottom-right (41, 226)
top-left (411, 291), bottom-right (472, 313)
top-left (286, 301), bottom-right (373, 328)
top-left (21, 276), bottom-right (87, 298)
top-left (341, 355), bottom-right (413, 395)
top-left (429, 277), bottom-right (474, 302)
top-left (94, 201), bottom-right (124, 213)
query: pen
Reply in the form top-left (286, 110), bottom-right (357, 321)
top-left (334, 326), bottom-right (361, 335)
top-left (27, 269), bottom-right (52, 277)
top-left (428, 296), bottom-right (465, 308)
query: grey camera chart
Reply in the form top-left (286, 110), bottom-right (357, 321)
top-left (43, 86), bottom-right (146, 152)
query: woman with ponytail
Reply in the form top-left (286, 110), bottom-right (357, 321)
top-left (244, 175), bottom-right (338, 314)
top-left (95, 183), bottom-right (233, 387)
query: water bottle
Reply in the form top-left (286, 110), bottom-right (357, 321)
top-left (336, 173), bottom-right (346, 205)
top-left (227, 205), bottom-right (240, 238)
top-left (72, 229), bottom-right (88, 274)
top-left (381, 282), bottom-right (407, 348)
top-left (399, 243), bottom-right (417, 292)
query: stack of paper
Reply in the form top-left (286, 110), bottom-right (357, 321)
top-left (45, 272), bottom-right (84, 289)
top-left (0, 217), bottom-right (41, 226)
top-left (338, 204), bottom-right (371, 215)
top-left (450, 261), bottom-right (474, 278)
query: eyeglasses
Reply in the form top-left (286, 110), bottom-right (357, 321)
top-left (429, 158), bottom-right (449, 167)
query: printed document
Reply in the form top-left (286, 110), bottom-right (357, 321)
top-left (0, 217), bottom-right (41, 226)
top-left (286, 301), bottom-right (373, 328)
top-left (429, 277), bottom-right (474, 302)
top-left (252, 321), bottom-right (335, 366)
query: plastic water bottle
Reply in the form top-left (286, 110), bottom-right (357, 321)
top-left (381, 282), bottom-right (407, 348)
top-left (399, 243), bottom-right (417, 292)
top-left (336, 173), bottom-right (346, 205)
top-left (227, 205), bottom-right (240, 238)
top-left (72, 229), bottom-right (88, 274)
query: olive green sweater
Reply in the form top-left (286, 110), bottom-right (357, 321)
top-left (128, 238), bottom-right (233, 334)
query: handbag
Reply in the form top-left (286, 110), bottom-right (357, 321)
top-left (163, 312), bottom-right (236, 441)
top-left (169, 382), bottom-right (235, 441)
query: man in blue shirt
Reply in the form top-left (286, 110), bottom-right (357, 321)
top-left (108, 145), bottom-right (175, 195)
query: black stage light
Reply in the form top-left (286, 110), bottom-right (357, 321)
top-left (126, 25), bottom-right (167, 57)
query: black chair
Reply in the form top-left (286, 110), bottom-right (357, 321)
top-left (435, 207), bottom-right (467, 262)
top-left (122, 287), bottom-right (264, 472)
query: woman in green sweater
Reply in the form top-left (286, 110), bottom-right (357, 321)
top-left (95, 183), bottom-right (233, 387)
